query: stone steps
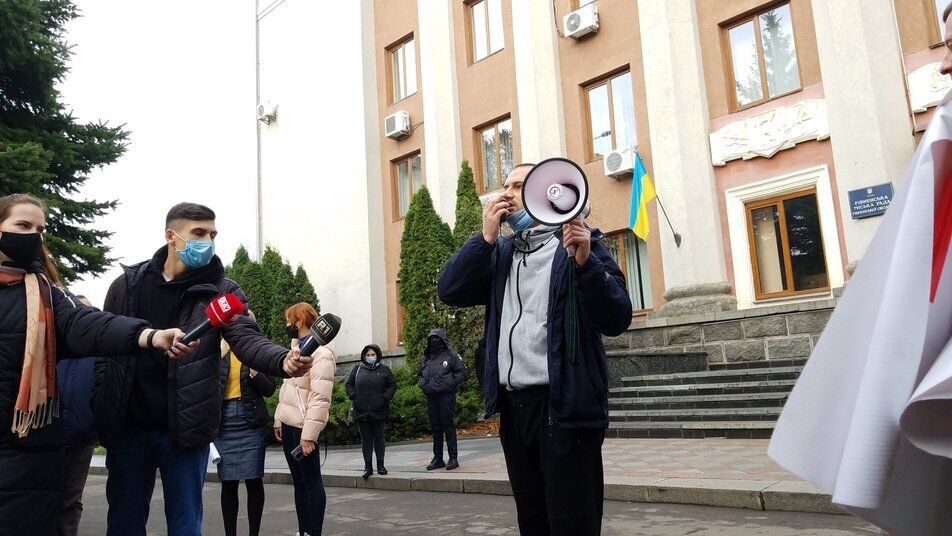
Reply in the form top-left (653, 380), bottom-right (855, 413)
top-left (609, 407), bottom-right (783, 422)
top-left (609, 392), bottom-right (788, 411)
top-left (620, 366), bottom-right (803, 387)
top-left (606, 420), bottom-right (776, 439)
top-left (607, 358), bottom-right (805, 438)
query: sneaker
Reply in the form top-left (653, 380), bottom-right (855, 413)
top-left (446, 457), bottom-right (459, 471)
top-left (427, 457), bottom-right (446, 471)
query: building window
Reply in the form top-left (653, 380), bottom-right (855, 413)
top-left (393, 153), bottom-right (423, 218)
top-left (725, 2), bottom-right (800, 110)
top-left (584, 71), bottom-right (637, 160)
top-left (932, 0), bottom-right (948, 42)
top-left (745, 189), bottom-right (829, 300)
top-left (388, 37), bottom-right (417, 104)
top-left (605, 230), bottom-right (653, 311)
top-left (470, 0), bottom-right (504, 63)
top-left (477, 117), bottom-right (514, 193)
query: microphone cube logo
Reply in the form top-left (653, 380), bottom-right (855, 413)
top-left (217, 296), bottom-right (231, 313)
top-left (316, 318), bottom-right (332, 337)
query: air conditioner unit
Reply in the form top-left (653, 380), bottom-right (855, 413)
top-left (604, 146), bottom-right (635, 178)
top-left (385, 111), bottom-right (411, 140)
top-left (563, 4), bottom-right (599, 39)
top-left (256, 102), bottom-right (277, 124)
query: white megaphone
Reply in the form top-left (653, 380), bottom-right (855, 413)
top-left (522, 157), bottom-right (591, 256)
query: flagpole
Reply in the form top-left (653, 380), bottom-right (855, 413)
top-left (655, 196), bottom-right (682, 247)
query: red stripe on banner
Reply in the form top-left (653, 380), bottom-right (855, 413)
top-left (932, 141), bottom-right (952, 303)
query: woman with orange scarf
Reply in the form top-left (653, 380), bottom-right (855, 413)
top-left (0, 194), bottom-right (194, 536)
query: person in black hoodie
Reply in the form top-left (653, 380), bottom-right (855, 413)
top-left (345, 344), bottom-right (396, 479)
top-left (0, 194), bottom-right (195, 536)
top-left (417, 328), bottom-right (468, 471)
top-left (95, 202), bottom-right (313, 536)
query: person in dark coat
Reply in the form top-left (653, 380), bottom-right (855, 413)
top-left (216, 335), bottom-right (277, 536)
top-left (345, 344), bottom-right (397, 479)
top-left (417, 328), bottom-right (468, 471)
top-left (0, 194), bottom-right (195, 536)
top-left (55, 294), bottom-right (99, 536)
top-left (437, 164), bottom-right (632, 536)
top-left (94, 202), bottom-right (314, 536)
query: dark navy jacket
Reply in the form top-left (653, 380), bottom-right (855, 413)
top-left (438, 230), bottom-right (631, 429)
top-left (57, 357), bottom-right (96, 447)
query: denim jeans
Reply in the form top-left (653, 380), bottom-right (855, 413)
top-left (105, 429), bottom-right (208, 536)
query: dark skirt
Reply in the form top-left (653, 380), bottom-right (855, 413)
top-left (0, 446), bottom-right (65, 536)
top-left (214, 399), bottom-right (267, 481)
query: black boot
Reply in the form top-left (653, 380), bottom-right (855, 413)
top-left (446, 457), bottom-right (459, 471)
top-left (377, 461), bottom-right (388, 476)
top-left (362, 466), bottom-right (373, 480)
top-left (427, 457), bottom-right (446, 471)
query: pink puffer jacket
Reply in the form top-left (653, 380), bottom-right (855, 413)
top-left (274, 343), bottom-right (336, 441)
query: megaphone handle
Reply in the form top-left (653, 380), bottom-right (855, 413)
top-left (566, 214), bottom-right (585, 258)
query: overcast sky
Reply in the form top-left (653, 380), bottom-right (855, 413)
top-left (60, 0), bottom-right (258, 307)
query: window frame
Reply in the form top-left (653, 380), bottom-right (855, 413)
top-left (582, 68), bottom-right (634, 163)
top-left (605, 229), bottom-right (653, 314)
top-left (391, 151), bottom-right (424, 221)
top-left (722, 2), bottom-right (803, 112)
top-left (927, 0), bottom-right (949, 46)
top-left (466, 0), bottom-right (505, 65)
top-left (474, 115), bottom-right (514, 194)
top-left (386, 34), bottom-right (417, 105)
top-left (744, 187), bottom-right (830, 301)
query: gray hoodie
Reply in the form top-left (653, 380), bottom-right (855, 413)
top-left (497, 226), bottom-right (561, 390)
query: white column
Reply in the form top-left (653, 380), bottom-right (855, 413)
top-left (812, 0), bottom-right (914, 265)
top-left (417, 0), bottom-right (463, 226)
top-left (511, 0), bottom-right (566, 163)
top-left (638, 0), bottom-right (734, 315)
top-left (359, 0), bottom-right (388, 346)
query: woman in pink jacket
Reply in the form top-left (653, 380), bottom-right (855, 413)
top-left (273, 303), bottom-right (336, 536)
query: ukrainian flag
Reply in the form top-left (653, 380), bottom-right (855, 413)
top-left (629, 152), bottom-right (656, 240)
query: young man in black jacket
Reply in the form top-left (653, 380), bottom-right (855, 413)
top-left (95, 202), bottom-right (313, 536)
top-left (438, 165), bottom-right (632, 536)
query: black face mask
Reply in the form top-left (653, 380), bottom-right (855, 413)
top-left (0, 232), bottom-right (43, 266)
top-left (284, 324), bottom-right (299, 339)
top-left (428, 339), bottom-right (443, 353)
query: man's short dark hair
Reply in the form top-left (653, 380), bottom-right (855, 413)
top-left (944, 2), bottom-right (952, 24)
top-left (165, 202), bottom-right (216, 227)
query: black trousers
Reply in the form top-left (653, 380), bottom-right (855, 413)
top-left (58, 441), bottom-right (96, 536)
top-left (499, 386), bottom-right (605, 536)
top-left (281, 424), bottom-right (325, 536)
top-left (425, 393), bottom-right (458, 459)
top-left (355, 419), bottom-right (386, 468)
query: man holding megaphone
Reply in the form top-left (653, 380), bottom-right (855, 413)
top-left (439, 160), bottom-right (632, 536)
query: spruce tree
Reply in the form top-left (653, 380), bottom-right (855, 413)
top-left (397, 186), bottom-right (454, 369)
top-left (0, 0), bottom-right (129, 282)
top-left (452, 160), bottom-right (483, 248)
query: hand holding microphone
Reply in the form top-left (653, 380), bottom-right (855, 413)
top-left (285, 313), bottom-right (343, 377)
top-left (181, 294), bottom-right (247, 345)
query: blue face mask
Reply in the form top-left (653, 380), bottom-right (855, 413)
top-left (504, 209), bottom-right (535, 234)
top-left (365, 355), bottom-right (378, 365)
top-left (172, 231), bottom-right (215, 269)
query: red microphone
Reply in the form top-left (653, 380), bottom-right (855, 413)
top-left (180, 294), bottom-right (246, 345)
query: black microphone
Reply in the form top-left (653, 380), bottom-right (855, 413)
top-left (300, 313), bottom-right (342, 356)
